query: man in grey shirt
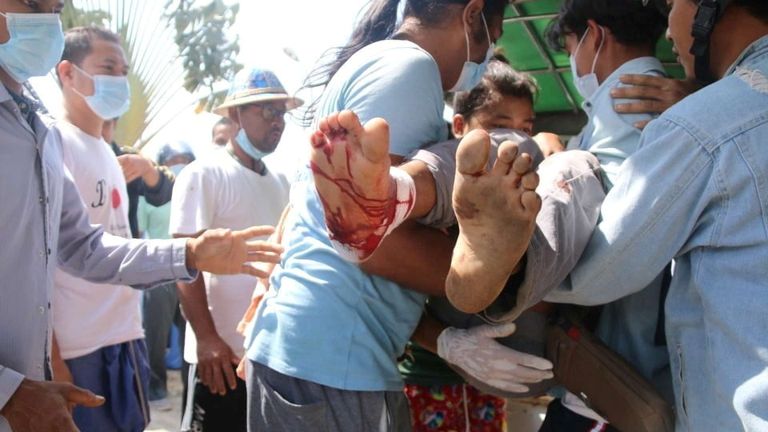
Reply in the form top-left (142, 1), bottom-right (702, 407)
top-left (0, 2), bottom-right (283, 431)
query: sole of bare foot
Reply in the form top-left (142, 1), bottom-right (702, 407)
top-left (310, 110), bottom-right (415, 262)
top-left (446, 129), bottom-right (541, 314)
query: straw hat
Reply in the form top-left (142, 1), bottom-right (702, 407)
top-left (213, 67), bottom-right (303, 116)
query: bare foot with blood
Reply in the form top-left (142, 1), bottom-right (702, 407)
top-left (446, 129), bottom-right (541, 314)
top-left (310, 110), bottom-right (415, 262)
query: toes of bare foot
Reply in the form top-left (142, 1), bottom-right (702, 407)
top-left (448, 133), bottom-right (541, 313)
top-left (309, 111), bottom-right (414, 262)
top-left (456, 129), bottom-right (491, 176)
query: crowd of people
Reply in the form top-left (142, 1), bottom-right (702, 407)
top-left (1, 0), bottom-right (767, 431)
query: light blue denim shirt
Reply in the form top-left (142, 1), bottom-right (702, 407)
top-left (0, 85), bottom-right (193, 431)
top-left (585, 56), bottom-right (674, 400)
top-left (550, 36), bottom-right (768, 430)
top-left (572, 56), bottom-right (666, 190)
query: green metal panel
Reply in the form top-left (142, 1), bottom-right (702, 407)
top-left (498, 1), bottom-right (684, 113)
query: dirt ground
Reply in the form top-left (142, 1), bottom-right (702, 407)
top-left (145, 370), bottom-right (184, 432)
top-left (141, 370), bottom-right (547, 432)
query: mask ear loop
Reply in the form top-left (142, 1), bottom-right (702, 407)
top-left (590, 26), bottom-right (606, 75)
top-left (481, 12), bottom-right (491, 48)
top-left (462, 15), bottom-right (471, 62)
top-left (69, 63), bottom-right (96, 100)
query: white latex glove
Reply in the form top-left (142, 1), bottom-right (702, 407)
top-left (437, 322), bottom-right (554, 393)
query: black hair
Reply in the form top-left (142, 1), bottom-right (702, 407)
top-left (61, 26), bottom-right (122, 67)
top-left (453, 58), bottom-right (539, 119)
top-left (300, 0), bottom-right (508, 125)
top-left (213, 116), bottom-right (235, 128)
top-left (545, 0), bottom-right (667, 52)
top-left (731, 0), bottom-right (768, 22)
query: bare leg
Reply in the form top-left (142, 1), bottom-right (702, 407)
top-left (446, 130), bottom-right (541, 313)
top-left (310, 110), bottom-right (415, 262)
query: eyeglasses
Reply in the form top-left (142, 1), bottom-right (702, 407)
top-left (258, 105), bottom-right (287, 122)
top-left (20, 0), bottom-right (62, 13)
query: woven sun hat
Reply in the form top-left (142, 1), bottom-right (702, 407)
top-left (213, 67), bottom-right (303, 116)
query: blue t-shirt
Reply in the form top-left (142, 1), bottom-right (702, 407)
top-left (246, 40), bottom-right (448, 391)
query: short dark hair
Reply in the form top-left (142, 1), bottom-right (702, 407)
top-left (545, 0), bottom-right (667, 52)
top-left (212, 116), bottom-right (235, 137)
top-left (453, 59), bottom-right (539, 118)
top-left (732, 0), bottom-right (768, 22)
top-left (61, 26), bottom-right (121, 66)
top-left (213, 116), bottom-right (235, 129)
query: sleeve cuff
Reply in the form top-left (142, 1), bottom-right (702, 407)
top-left (0, 366), bottom-right (24, 413)
top-left (170, 238), bottom-right (198, 281)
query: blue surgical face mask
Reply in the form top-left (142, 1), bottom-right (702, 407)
top-left (569, 27), bottom-right (604, 100)
top-left (168, 164), bottom-right (186, 176)
top-left (450, 13), bottom-right (495, 93)
top-left (72, 64), bottom-right (131, 120)
top-left (236, 127), bottom-right (273, 161)
top-left (0, 12), bottom-right (65, 83)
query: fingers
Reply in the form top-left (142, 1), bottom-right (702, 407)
top-left (236, 358), bottom-right (247, 381)
top-left (199, 363), bottom-right (214, 392)
top-left (246, 251), bottom-right (282, 264)
top-left (482, 379), bottom-right (530, 394)
top-left (235, 225), bottom-right (275, 240)
top-left (241, 264), bottom-right (272, 279)
top-left (62, 383), bottom-right (105, 408)
top-left (512, 350), bottom-right (554, 371)
top-left (614, 100), bottom-right (665, 114)
top-left (471, 322), bottom-right (517, 339)
top-left (617, 73), bottom-right (668, 88)
top-left (210, 362), bottom-right (226, 395)
top-left (245, 240), bottom-right (284, 255)
top-left (611, 85), bottom-right (665, 101)
top-left (501, 363), bottom-right (554, 383)
top-left (223, 357), bottom-right (239, 391)
top-left (634, 120), bottom-right (651, 130)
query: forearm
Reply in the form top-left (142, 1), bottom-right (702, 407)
top-left (58, 174), bottom-right (193, 287)
top-left (410, 312), bottom-right (446, 354)
top-left (361, 220), bottom-right (453, 297)
top-left (142, 166), bottom-right (174, 206)
top-left (176, 276), bottom-right (219, 341)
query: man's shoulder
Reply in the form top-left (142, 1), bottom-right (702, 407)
top-left (660, 73), bottom-right (768, 149)
top-left (342, 40), bottom-right (438, 84)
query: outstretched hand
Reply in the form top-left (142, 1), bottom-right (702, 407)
top-left (437, 323), bottom-right (553, 393)
top-left (186, 226), bottom-right (284, 277)
top-left (612, 74), bottom-right (701, 129)
top-left (1, 379), bottom-right (104, 432)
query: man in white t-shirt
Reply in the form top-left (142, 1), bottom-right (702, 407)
top-left (170, 67), bottom-right (299, 432)
top-left (50, 27), bottom-right (151, 432)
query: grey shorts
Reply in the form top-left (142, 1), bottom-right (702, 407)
top-left (246, 361), bottom-right (412, 432)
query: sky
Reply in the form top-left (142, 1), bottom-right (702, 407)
top-left (30, 0), bottom-right (370, 173)
top-left (229, 0), bottom-right (369, 172)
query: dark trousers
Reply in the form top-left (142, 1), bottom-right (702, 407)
top-left (539, 398), bottom-right (619, 432)
top-left (181, 363), bottom-right (248, 432)
top-left (142, 282), bottom-right (179, 401)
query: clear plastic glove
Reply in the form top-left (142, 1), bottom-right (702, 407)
top-left (437, 322), bottom-right (554, 393)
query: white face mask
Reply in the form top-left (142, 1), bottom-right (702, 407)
top-left (0, 12), bottom-right (65, 83)
top-left (450, 13), bottom-right (495, 93)
top-left (569, 27), bottom-right (605, 100)
top-left (72, 64), bottom-right (131, 120)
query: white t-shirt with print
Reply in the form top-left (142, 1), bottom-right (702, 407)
top-left (52, 121), bottom-right (143, 360)
top-left (169, 148), bottom-right (289, 363)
